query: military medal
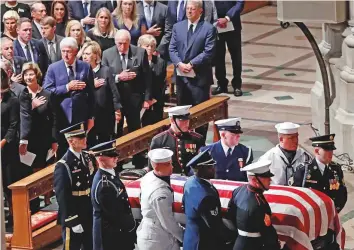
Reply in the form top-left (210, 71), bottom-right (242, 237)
top-left (264, 214), bottom-right (271, 227)
top-left (238, 158), bottom-right (244, 168)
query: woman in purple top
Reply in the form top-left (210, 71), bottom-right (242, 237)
top-left (113, 0), bottom-right (147, 45)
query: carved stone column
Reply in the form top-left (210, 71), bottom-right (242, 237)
top-left (343, 0), bottom-right (354, 37)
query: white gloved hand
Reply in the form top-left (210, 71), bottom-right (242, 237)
top-left (72, 224), bottom-right (84, 233)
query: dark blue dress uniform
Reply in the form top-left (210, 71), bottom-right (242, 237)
top-left (90, 140), bottom-right (136, 250)
top-left (291, 134), bottom-right (347, 213)
top-left (183, 150), bottom-right (234, 250)
top-left (54, 123), bottom-right (94, 250)
top-left (228, 160), bottom-right (280, 250)
top-left (202, 118), bottom-right (253, 181)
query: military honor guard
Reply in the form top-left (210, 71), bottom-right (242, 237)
top-left (291, 134), bottom-right (347, 213)
top-left (53, 122), bottom-right (94, 250)
top-left (137, 148), bottom-right (184, 250)
top-left (259, 122), bottom-right (312, 185)
top-left (149, 105), bottom-right (205, 175)
top-left (183, 150), bottom-right (234, 250)
top-left (228, 160), bottom-right (281, 250)
top-left (201, 118), bottom-right (253, 181)
top-left (90, 140), bottom-right (137, 250)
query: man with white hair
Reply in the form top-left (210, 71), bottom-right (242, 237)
top-left (1, 37), bottom-right (26, 83)
top-left (258, 122), bottom-right (312, 185)
top-left (102, 29), bottom-right (152, 168)
top-left (30, 2), bottom-right (47, 39)
top-left (43, 36), bottom-right (95, 158)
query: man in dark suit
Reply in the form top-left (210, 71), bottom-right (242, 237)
top-left (54, 122), bottom-right (94, 250)
top-left (43, 37), bottom-right (95, 158)
top-left (30, 2), bottom-right (47, 40)
top-left (0, 59), bottom-right (25, 97)
top-left (105, 0), bottom-right (117, 12)
top-left (13, 17), bottom-right (49, 76)
top-left (102, 29), bottom-right (152, 168)
top-left (213, 0), bottom-right (244, 97)
top-left (67, 0), bottom-right (107, 31)
top-left (137, 0), bottom-right (167, 49)
top-left (169, 0), bottom-right (217, 141)
top-left (40, 16), bottom-right (64, 64)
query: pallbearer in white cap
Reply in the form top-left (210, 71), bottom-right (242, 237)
top-left (148, 105), bottom-right (205, 175)
top-left (137, 148), bottom-right (183, 250)
top-left (228, 160), bottom-right (281, 250)
top-left (201, 117), bottom-right (253, 181)
top-left (259, 122), bottom-right (311, 185)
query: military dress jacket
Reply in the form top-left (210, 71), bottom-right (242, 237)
top-left (91, 168), bottom-right (136, 250)
top-left (150, 128), bottom-right (205, 175)
top-left (54, 149), bottom-right (95, 228)
top-left (292, 159), bottom-right (347, 213)
top-left (228, 185), bottom-right (280, 250)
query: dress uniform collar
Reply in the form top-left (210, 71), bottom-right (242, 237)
top-left (315, 158), bottom-right (326, 175)
top-left (247, 184), bottom-right (264, 194)
top-left (100, 167), bottom-right (115, 176)
top-left (69, 147), bottom-right (82, 160)
top-left (220, 140), bottom-right (235, 156)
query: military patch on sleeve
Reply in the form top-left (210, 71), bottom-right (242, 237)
top-left (157, 197), bottom-right (166, 201)
top-left (264, 214), bottom-right (271, 226)
top-left (210, 207), bottom-right (218, 216)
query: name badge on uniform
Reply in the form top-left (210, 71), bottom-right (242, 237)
top-left (238, 158), bottom-right (244, 168)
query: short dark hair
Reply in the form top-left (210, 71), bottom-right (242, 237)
top-left (17, 17), bottom-right (31, 28)
top-left (1, 68), bottom-right (10, 90)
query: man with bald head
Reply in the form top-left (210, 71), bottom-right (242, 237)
top-left (102, 29), bottom-right (152, 168)
top-left (31, 2), bottom-right (47, 39)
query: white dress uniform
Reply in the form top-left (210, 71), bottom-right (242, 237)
top-left (136, 149), bottom-right (183, 250)
top-left (258, 122), bottom-right (312, 185)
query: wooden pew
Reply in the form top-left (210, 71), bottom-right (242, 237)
top-left (7, 96), bottom-right (229, 249)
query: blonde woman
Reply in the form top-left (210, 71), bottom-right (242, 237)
top-left (1, 10), bottom-right (20, 41)
top-left (65, 20), bottom-right (91, 58)
top-left (113, 0), bottom-right (146, 45)
top-left (87, 7), bottom-right (118, 52)
top-left (81, 41), bottom-right (121, 146)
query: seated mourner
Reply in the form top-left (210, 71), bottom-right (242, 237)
top-left (90, 140), bottom-right (136, 250)
top-left (291, 134), bottom-right (347, 213)
top-left (259, 122), bottom-right (311, 185)
top-left (228, 160), bottom-right (281, 250)
top-left (201, 117), bottom-right (253, 181)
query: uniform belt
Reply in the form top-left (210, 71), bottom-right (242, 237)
top-left (72, 188), bottom-right (90, 196)
top-left (238, 229), bottom-right (261, 237)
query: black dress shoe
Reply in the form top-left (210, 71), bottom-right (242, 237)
top-left (233, 89), bottom-right (243, 97)
top-left (212, 86), bottom-right (228, 95)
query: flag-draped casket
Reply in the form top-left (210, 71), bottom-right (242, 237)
top-left (124, 175), bottom-right (345, 250)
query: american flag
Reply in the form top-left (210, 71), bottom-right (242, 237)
top-left (125, 175), bottom-right (345, 250)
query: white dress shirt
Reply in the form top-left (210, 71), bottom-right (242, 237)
top-left (100, 167), bottom-right (116, 176)
top-left (69, 147), bottom-right (83, 161)
top-left (18, 38), bottom-right (34, 61)
top-left (92, 64), bottom-right (100, 73)
top-left (143, 0), bottom-right (154, 24)
top-left (65, 60), bottom-right (77, 77)
top-left (220, 140), bottom-right (235, 157)
top-left (315, 158), bottom-right (327, 175)
top-left (187, 17), bottom-right (201, 33)
top-left (33, 20), bottom-right (43, 37)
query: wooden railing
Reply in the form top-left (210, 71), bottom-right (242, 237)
top-left (7, 96), bottom-right (229, 249)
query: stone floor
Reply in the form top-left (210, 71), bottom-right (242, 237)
top-left (45, 5), bottom-right (354, 250)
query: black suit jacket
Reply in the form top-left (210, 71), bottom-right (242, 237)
top-left (150, 55), bottom-right (166, 103)
top-left (41, 35), bottom-right (64, 64)
top-left (18, 88), bottom-right (32, 141)
top-left (137, 1), bottom-right (167, 47)
top-left (1, 91), bottom-right (20, 143)
top-left (31, 21), bottom-right (42, 40)
top-left (13, 38), bottom-right (49, 76)
top-left (104, 0), bottom-right (117, 12)
top-left (68, 0), bottom-right (107, 29)
top-left (13, 56), bottom-right (27, 75)
top-left (102, 45), bottom-right (152, 101)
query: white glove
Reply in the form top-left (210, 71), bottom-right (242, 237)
top-left (72, 224), bottom-right (84, 233)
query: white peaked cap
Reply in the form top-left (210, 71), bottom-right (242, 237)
top-left (275, 122), bottom-right (300, 134)
top-left (148, 148), bottom-right (174, 163)
top-left (165, 105), bottom-right (192, 117)
top-left (241, 160), bottom-right (273, 177)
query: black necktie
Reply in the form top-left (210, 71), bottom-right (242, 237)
top-left (187, 24), bottom-right (194, 46)
top-left (227, 148), bottom-right (232, 157)
top-left (121, 53), bottom-right (127, 70)
top-left (25, 44), bottom-right (32, 62)
top-left (68, 65), bottom-right (75, 81)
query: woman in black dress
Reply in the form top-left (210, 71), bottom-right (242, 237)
top-left (87, 7), bottom-right (118, 52)
top-left (1, 68), bottom-right (20, 206)
top-left (50, 0), bottom-right (69, 37)
top-left (81, 41), bottom-right (122, 146)
top-left (20, 62), bottom-right (57, 170)
top-left (138, 34), bottom-right (166, 126)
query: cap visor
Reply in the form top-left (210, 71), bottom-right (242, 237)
top-left (256, 171), bottom-right (274, 178)
top-left (71, 133), bottom-right (86, 139)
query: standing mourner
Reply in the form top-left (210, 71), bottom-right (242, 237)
top-left (228, 160), bottom-right (281, 250)
top-left (40, 16), bottom-right (64, 64)
top-left (54, 122), bottom-right (94, 250)
top-left (149, 105), bottom-right (204, 175)
top-left (137, 148), bottom-right (184, 250)
top-left (259, 122), bottom-right (312, 185)
top-left (91, 140), bottom-right (136, 250)
top-left (291, 134), bottom-right (347, 213)
top-left (201, 118), bottom-right (253, 181)
top-left (183, 149), bottom-right (234, 250)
